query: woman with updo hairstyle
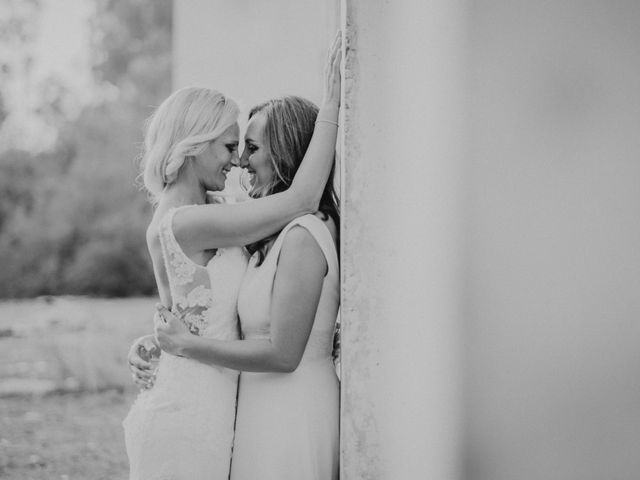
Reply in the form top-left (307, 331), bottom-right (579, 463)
top-left (125, 34), bottom-right (342, 480)
top-left (124, 86), bottom-right (245, 480)
top-left (141, 88), bottom-right (239, 199)
top-left (151, 37), bottom-right (343, 480)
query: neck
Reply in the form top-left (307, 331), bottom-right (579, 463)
top-left (161, 167), bottom-right (208, 208)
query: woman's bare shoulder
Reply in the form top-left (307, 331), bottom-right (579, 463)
top-left (145, 219), bottom-right (160, 249)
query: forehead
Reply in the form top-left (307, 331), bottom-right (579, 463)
top-left (218, 123), bottom-right (239, 141)
top-left (245, 113), bottom-right (267, 141)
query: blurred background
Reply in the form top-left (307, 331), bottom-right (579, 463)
top-left (2, 0), bottom-right (640, 479)
top-left (0, 0), bottom-right (170, 300)
top-left (0, 0), bottom-right (338, 478)
top-left (0, 0), bottom-right (170, 478)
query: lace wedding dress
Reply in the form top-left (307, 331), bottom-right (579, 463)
top-left (123, 206), bottom-right (248, 480)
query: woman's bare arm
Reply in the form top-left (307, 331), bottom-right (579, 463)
top-left (155, 225), bottom-right (327, 372)
top-left (172, 33), bottom-right (342, 251)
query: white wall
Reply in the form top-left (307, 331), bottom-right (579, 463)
top-left (340, 1), bottom-right (466, 478)
top-left (174, 0), bottom-right (340, 196)
top-left (174, 0), bottom-right (339, 112)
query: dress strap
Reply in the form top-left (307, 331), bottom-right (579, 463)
top-left (158, 207), bottom-right (198, 287)
top-left (269, 214), bottom-right (339, 276)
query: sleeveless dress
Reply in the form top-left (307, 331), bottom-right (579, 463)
top-left (231, 214), bottom-right (340, 480)
top-left (123, 206), bottom-right (248, 480)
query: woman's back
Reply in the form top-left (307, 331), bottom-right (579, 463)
top-left (124, 205), bottom-right (248, 480)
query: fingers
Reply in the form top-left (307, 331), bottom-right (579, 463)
top-left (155, 302), bottom-right (169, 313)
top-left (155, 303), bottom-right (170, 320)
top-left (155, 304), bottom-right (181, 326)
top-left (331, 30), bottom-right (341, 54)
top-left (128, 341), bottom-right (152, 370)
top-left (128, 334), bottom-right (159, 389)
top-left (325, 31), bottom-right (342, 71)
top-left (154, 310), bottom-right (172, 330)
top-left (331, 48), bottom-right (342, 82)
top-left (332, 34), bottom-right (342, 62)
top-left (130, 363), bottom-right (154, 381)
top-left (327, 38), bottom-right (340, 73)
top-left (330, 34), bottom-right (342, 75)
top-left (129, 351), bottom-right (152, 370)
top-left (326, 31), bottom-right (340, 61)
top-left (128, 351), bottom-right (156, 389)
top-left (132, 370), bottom-right (155, 390)
top-left (153, 310), bottom-right (164, 328)
top-left (153, 331), bottom-right (166, 351)
top-left (323, 31), bottom-right (343, 106)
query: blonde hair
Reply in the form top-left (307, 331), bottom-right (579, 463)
top-left (141, 87), bottom-right (239, 201)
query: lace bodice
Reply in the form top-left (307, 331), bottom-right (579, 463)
top-left (158, 207), bottom-right (248, 339)
top-left (124, 199), bottom-right (250, 480)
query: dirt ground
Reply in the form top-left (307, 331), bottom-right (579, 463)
top-left (0, 297), bottom-right (155, 480)
top-left (0, 390), bottom-right (137, 480)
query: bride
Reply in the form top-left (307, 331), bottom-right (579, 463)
top-left (123, 34), bottom-right (342, 480)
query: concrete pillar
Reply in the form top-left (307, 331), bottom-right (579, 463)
top-left (340, 1), bottom-right (466, 478)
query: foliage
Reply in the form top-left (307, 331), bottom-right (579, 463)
top-left (91, 0), bottom-right (173, 108)
top-left (0, 0), bottom-right (41, 45)
top-left (0, 0), bottom-right (173, 298)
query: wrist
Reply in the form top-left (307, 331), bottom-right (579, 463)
top-left (176, 333), bottom-right (196, 357)
top-left (316, 105), bottom-right (339, 127)
top-left (318, 103), bottom-right (339, 116)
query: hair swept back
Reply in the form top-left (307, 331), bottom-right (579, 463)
top-left (245, 95), bottom-right (340, 265)
top-left (140, 87), bottom-right (239, 203)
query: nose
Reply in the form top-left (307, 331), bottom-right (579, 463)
top-left (239, 148), bottom-right (250, 168)
top-left (230, 150), bottom-right (240, 167)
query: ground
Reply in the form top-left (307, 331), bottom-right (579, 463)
top-left (0, 296), bottom-right (155, 480)
top-left (0, 390), bottom-right (137, 480)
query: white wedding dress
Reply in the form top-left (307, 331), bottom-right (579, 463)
top-left (123, 206), bottom-right (248, 480)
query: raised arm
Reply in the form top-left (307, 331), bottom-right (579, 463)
top-left (172, 33), bottom-right (342, 251)
top-left (154, 225), bottom-right (327, 372)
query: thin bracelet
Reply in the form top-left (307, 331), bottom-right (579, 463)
top-left (315, 119), bottom-right (339, 127)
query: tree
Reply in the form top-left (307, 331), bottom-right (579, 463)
top-left (0, 0), bottom-right (173, 298)
top-left (91, 0), bottom-right (172, 108)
